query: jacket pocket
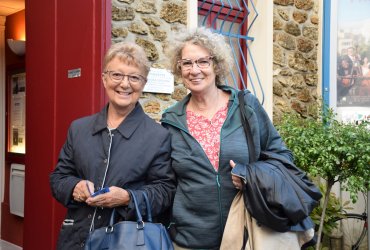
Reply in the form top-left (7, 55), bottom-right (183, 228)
top-left (57, 219), bottom-right (78, 250)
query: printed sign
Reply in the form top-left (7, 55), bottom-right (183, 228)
top-left (143, 68), bottom-right (174, 94)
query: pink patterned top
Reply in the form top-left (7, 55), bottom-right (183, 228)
top-left (187, 105), bottom-right (228, 171)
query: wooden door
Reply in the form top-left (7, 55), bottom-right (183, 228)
top-left (23, 1), bottom-right (110, 249)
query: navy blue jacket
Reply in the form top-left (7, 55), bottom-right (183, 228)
top-left (50, 103), bottom-right (176, 250)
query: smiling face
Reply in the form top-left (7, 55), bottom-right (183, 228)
top-left (180, 43), bottom-right (216, 95)
top-left (102, 57), bottom-right (146, 114)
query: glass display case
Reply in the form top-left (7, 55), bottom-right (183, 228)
top-left (9, 71), bottom-right (26, 154)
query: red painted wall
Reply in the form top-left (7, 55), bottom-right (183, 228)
top-left (1, 10), bottom-right (26, 246)
top-left (21, 0), bottom-right (110, 249)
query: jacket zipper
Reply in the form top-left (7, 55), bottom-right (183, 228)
top-left (215, 97), bottom-right (238, 234)
top-left (163, 93), bottom-right (239, 237)
top-left (163, 110), bottom-right (231, 236)
top-left (216, 174), bottom-right (223, 236)
top-left (88, 129), bottom-right (114, 232)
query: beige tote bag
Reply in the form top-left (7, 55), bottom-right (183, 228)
top-left (220, 192), bottom-right (314, 250)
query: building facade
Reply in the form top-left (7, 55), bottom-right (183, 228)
top-left (0, 0), bottom-right (321, 249)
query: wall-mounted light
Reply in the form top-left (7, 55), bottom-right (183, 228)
top-left (7, 39), bottom-right (26, 56)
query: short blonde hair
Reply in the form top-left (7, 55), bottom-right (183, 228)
top-left (103, 42), bottom-right (150, 77)
top-left (169, 27), bottom-right (233, 86)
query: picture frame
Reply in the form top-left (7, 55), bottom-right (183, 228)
top-left (324, 0), bottom-right (370, 123)
top-left (8, 71), bottom-right (26, 154)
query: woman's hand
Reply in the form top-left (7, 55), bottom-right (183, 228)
top-left (73, 180), bottom-right (94, 202)
top-left (85, 186), bottom-right (130, 208)
top-left (230, 160), bottom-right (243, 190)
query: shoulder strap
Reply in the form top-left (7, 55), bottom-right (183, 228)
top-left (238, 91), bottom-right (257, 163)
top-left (142, 192), bottom-right (153, 222)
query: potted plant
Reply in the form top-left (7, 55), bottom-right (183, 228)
top-left (276, 107), bottom-right (370, 250)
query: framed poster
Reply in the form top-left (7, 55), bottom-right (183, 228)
top-left (323, 3), bottom-right (370, 246)
top-left (336, 0), bottom-right (370, 107)
top-left (9, 72), bottom-right (26, 154)
top-left (324, 0), bottom-right (370, 123)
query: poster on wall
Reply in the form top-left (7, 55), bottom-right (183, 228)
top-left (9, 72), bottom-right (26, 154)
top-left (336, 0), bottom-right (370, 107)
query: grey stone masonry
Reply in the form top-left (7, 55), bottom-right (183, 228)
top-left (111, 0), bottom-right (320, 121)
top-left (273, 0), bottom-right (319, 122)
top-left (111, 0), bottom-right (187, 121)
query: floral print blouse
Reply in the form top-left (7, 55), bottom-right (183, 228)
top-left (186, 105), bottom-right (228, 171)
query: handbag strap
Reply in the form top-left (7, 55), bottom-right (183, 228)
top-left (128, 190), bottom-right (144, 225)
top-left (238, 91), bottom-right (256, 249)
top-left (142, 192), bottom-right (153, 222)
top-left (238, 91), bottom-right (257, 163)
top-left (108, 190), bottom-right (153, 227)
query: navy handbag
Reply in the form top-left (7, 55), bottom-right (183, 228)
top-left (85, 190), bottom-right (174, 250)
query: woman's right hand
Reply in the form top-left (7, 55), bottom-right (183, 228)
top-left (73, 180), bottom-right (94, 202)
top-left (85, 186), bottom-right (130, 208)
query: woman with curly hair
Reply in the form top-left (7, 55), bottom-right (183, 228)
top-left (161, 27), bottom-right (305, 249)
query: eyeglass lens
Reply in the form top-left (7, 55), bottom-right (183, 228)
top-left (178, 56), bottom-right (213, 69)
top-left (105, 71), bottom-right (144, 84)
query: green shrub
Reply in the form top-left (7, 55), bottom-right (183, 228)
top-left (276, 107), bottom-right (370, 249)
top-left (276, 108), bottom-right (370, 202)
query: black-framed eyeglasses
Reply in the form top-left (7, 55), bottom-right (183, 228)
top-left (177, 56), bottom-right (213, 70)
top-left (103, 71), bottom-right (146, 85)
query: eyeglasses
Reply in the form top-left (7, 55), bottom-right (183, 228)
top-left (177, 56), bottom-right (213, 70)
top-left (103, 71), bottom-right (146, 85)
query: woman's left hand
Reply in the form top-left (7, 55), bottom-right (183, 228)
top-left (230, 160), bottom-right (243, 190)
top-left (85, 186), bottom-right (130, 208)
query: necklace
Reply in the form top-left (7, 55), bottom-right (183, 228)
top-left (189, 89), bottom-right (222, 119)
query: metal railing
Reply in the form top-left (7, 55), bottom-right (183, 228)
top-left (198, 0), bottom-right (264, 104)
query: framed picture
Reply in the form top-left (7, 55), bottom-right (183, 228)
top-left (324, 0), bottom-right (370, 123)
top-left (8, 71), bottom-right (26, 154)
top-left (323, 2), bottom-right (370, 240)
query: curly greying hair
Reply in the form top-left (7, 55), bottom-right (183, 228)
top-left (103, 42), bottom-right (150, 77)
top-left (169, 27), bottom-right (233, 86)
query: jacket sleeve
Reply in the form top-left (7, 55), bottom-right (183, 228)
top-left (49, 124), bottom-right (81, 207)
top-left (231, 160), bottom-right (309, 230)
top-left (118, 131), bottom-right (176, 220)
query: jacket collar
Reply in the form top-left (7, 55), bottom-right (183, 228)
top-left (92, 103), bottom-right (146, 139)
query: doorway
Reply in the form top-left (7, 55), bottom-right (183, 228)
top-left (0, 0), bottom-right (25, 242)
top-left (0, 0), bottom-right (25, 245)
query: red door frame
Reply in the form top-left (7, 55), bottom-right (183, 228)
top-left (23, 1), bottom-right (110, 249)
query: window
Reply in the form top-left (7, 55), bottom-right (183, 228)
top-left (198, 0), bottom-right (264, 103)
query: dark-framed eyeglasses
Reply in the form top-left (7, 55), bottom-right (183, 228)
top-left (177, 56), bottom-right (213, 70)
top-left (103, 71), bottom-right (146, 85)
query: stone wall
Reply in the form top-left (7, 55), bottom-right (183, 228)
top-left (111, 0), bottom-right (188, 121)
top-left (112, 0), bottom-right (321, 122)
top-left (273, 0), bottom-right (320, 122)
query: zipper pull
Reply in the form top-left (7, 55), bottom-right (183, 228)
top-left (216, 175), bottom-right (221, 187)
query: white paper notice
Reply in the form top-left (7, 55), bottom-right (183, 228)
top-left (144, 68), bottom-right (174, 94)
